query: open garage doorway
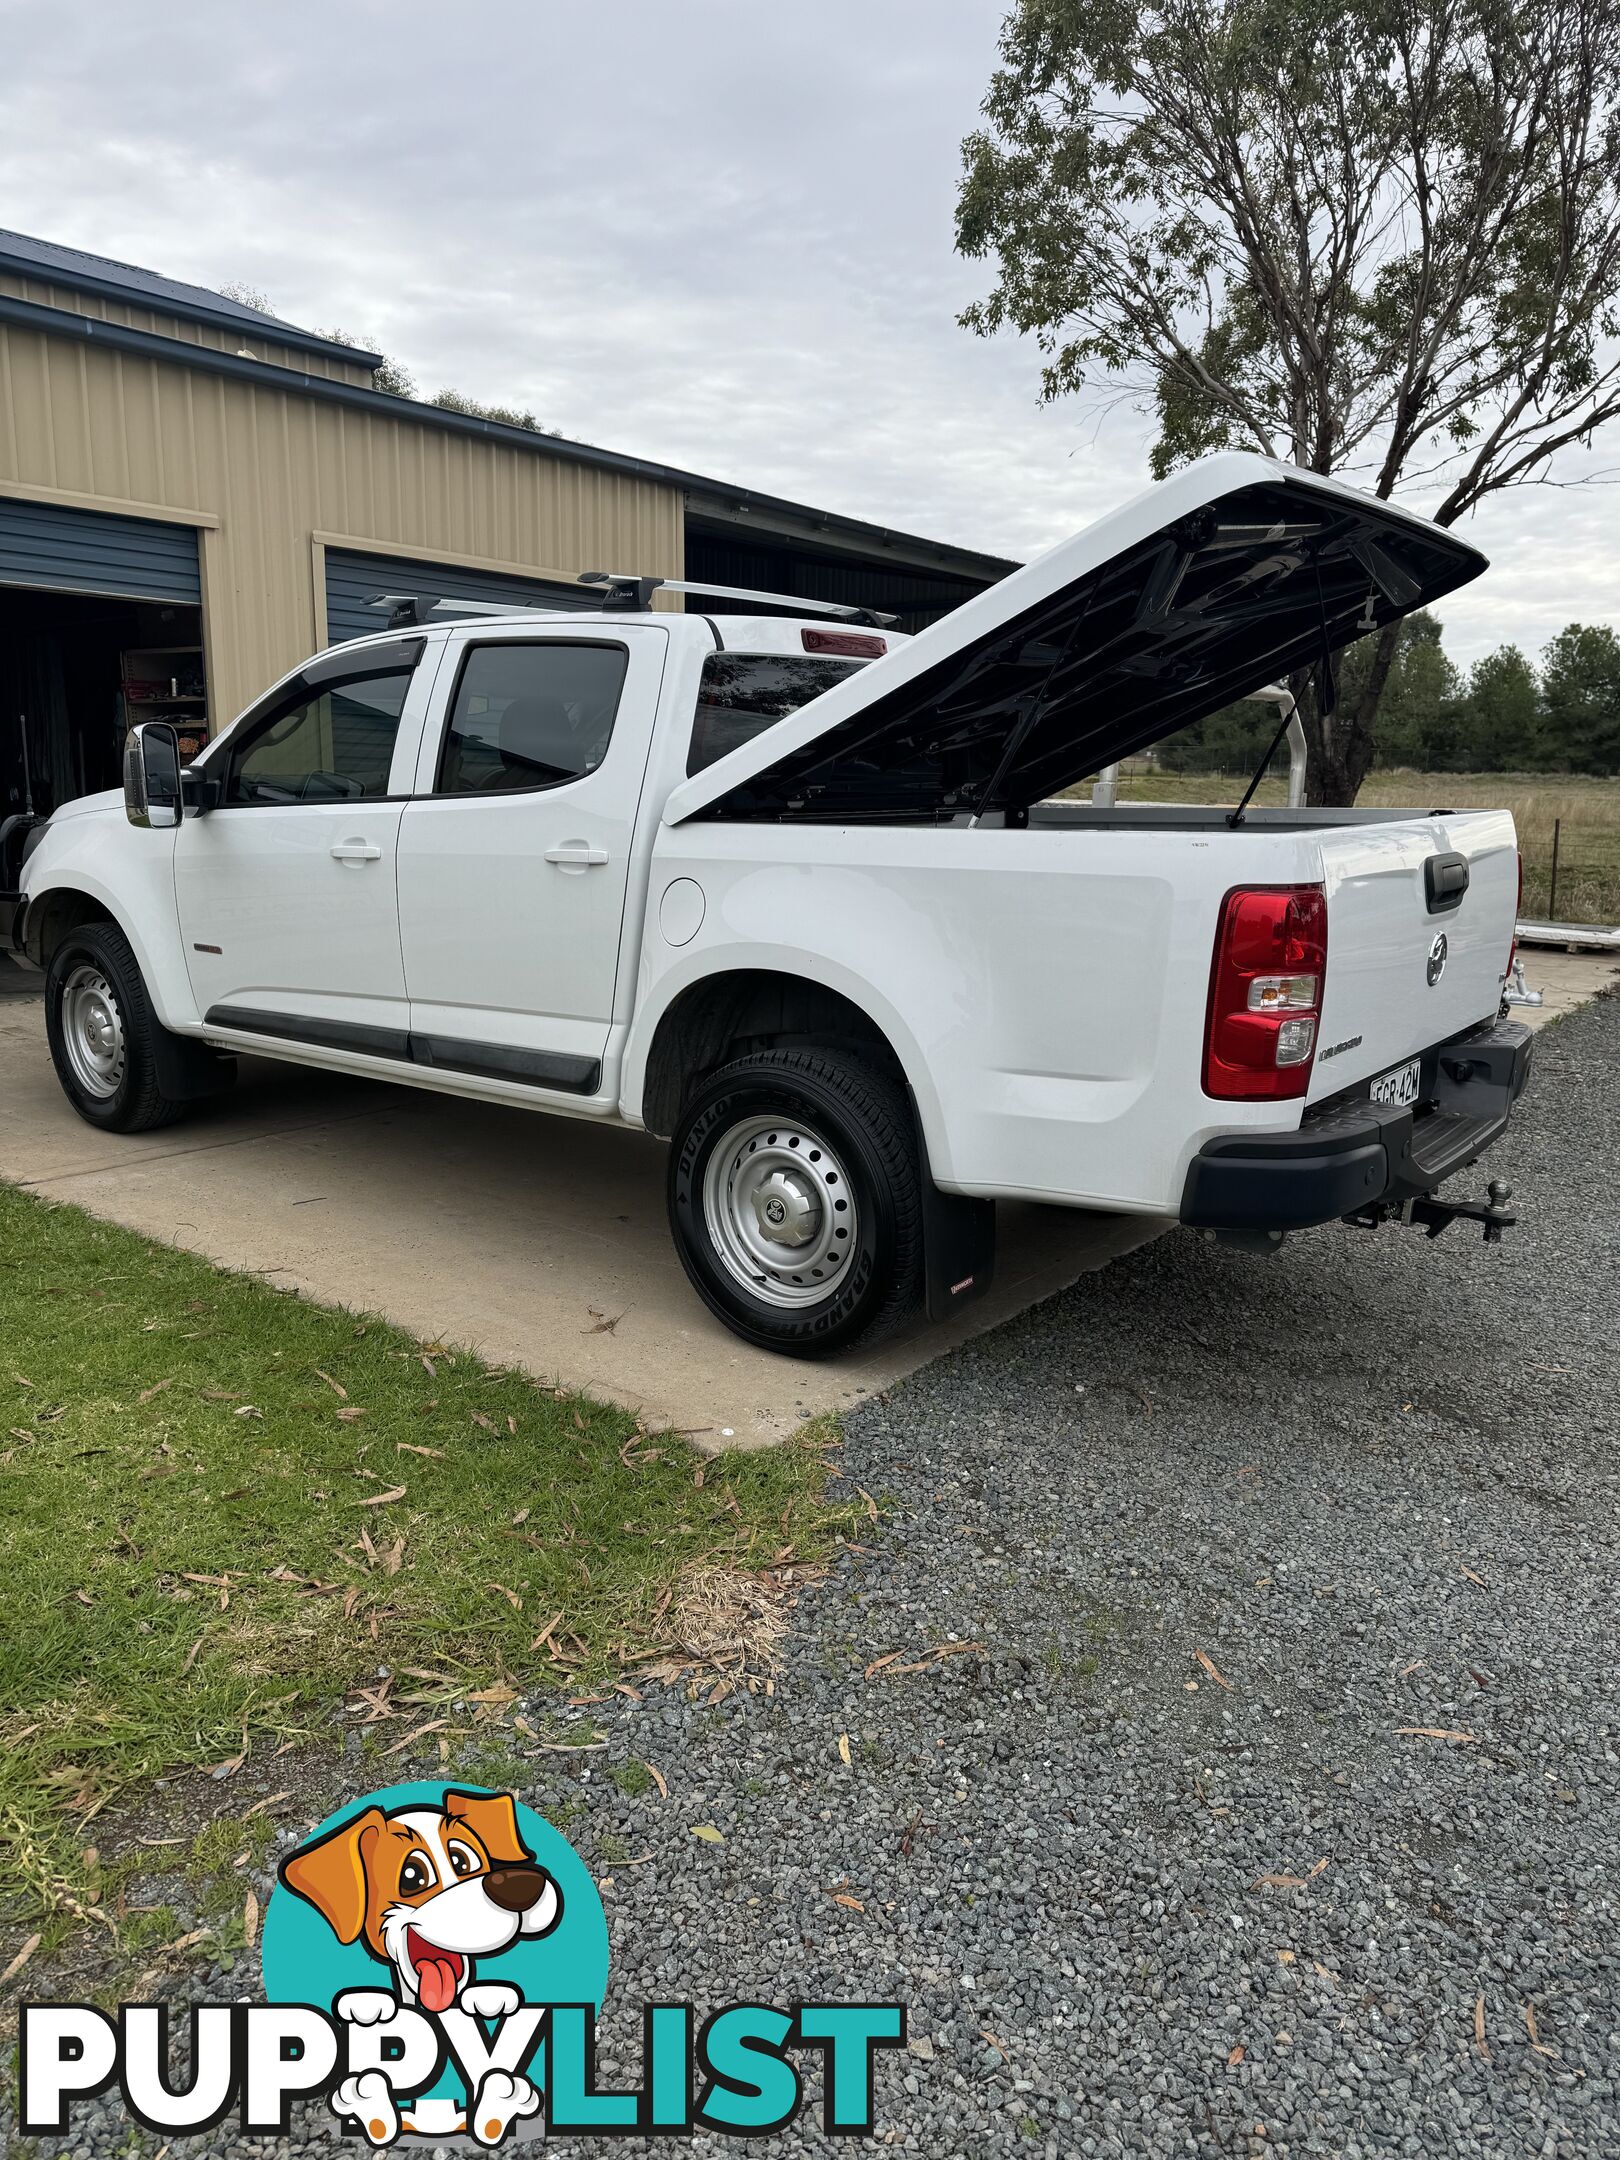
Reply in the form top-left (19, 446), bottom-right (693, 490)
top-left (0, 586), bottom-right (208, 820)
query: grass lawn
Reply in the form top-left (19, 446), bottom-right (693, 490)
top-left (1078, 768), bottom-right (1620, 925)
top-left (0, 1182), bottom-right (857, 1967)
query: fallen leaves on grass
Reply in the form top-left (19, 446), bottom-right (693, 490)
top-left (1, 1932), bottom-right (41, 1987)
top-left (137, 1378), bottom-right (173, 1404)
top-left (335, 1406), bottom-right (367, 1424)
top-left (313, 1369), bottom-right (347, 1400)
top-left (356, 1485), bottom-right (407, 1508)
top-left (384, 1718), bottom-right (447, 1757)
top-left (635, 1563), bottom-right (802, 1701)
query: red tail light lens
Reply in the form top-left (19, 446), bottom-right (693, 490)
top-left (801, 627), bottom-right (886, 657)
top-left (1203, 885), bottom-right (1328, 1101)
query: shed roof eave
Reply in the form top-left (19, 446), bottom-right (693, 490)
top-left (0, 289), bottom-right (1017, 585)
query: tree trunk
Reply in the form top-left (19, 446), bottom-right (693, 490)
top-left (1299, 622), bottom-right (1402, 806)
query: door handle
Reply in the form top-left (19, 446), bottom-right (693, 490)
top-left (544, 842), bottom-right (610, 871)
top-left (330, 839), bottom-right (382, 864)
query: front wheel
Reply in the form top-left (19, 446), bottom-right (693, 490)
top-left (667, 1048), bottom-right (924, 1357)
top-left (44, 920), bottom-right (220, 1133)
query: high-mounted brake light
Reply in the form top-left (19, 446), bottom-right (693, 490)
top-left (801, 627), bottom-right (887, 658)
top-left (1203, 885), bottom-right (1328, 1101)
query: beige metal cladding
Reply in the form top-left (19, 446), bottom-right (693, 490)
top-left (0, 268), bottom-right (376, 383)
top-left (0, 314), bottom-right (685, 723)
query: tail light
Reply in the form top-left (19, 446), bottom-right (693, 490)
top-left (1203, 885), bottom-right (1328, 1101)
top-left (801, 627), bottom-right (886, 657)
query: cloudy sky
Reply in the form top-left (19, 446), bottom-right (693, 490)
top-left (3, 0), bottom-right (1616, 665)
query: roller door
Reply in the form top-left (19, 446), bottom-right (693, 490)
top-left (324, 547), bottom-right (585, 643)
top-left (0, 496), bottom-right (200, 603)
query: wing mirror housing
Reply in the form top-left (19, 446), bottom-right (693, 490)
top-left (123, 721), bottom-right (183, 829)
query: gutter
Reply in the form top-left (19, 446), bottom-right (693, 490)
top-left (0, 293), bottom-right (1018, 587)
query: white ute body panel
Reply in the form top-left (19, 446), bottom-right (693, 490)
top-left (19, 453), bottom-right (1520, 1231)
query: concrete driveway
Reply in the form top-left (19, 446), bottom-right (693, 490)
top-left (0, 968), bottom-right (1162, 1445)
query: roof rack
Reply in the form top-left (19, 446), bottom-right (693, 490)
top-left (366, 575), bottom-right (897, 632)
top-left (579, 571), bottom-right (897, 626)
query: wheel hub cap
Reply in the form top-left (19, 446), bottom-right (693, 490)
top-left (702, 1115), bottom-right (858, 1309)
top-left (61, 965), bottom-right (127, 1100)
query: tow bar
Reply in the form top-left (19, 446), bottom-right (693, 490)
top-left (1350, 1179), bottom-right (1517, 1244)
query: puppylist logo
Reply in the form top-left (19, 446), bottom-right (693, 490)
top-left (20, 1781), bottom-right (906, 2147)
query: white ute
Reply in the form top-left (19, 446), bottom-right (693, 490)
top-left (5, 453), bottom-right (1533, 1356)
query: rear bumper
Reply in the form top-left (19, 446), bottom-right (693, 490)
top-left (1180, 1017), bottom-right (1534, 1233)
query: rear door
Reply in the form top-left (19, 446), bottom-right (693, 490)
top-left (395, 622), bottom-right (667, 1094)
top-left (1308, 809), bottom-right (1518, 1100)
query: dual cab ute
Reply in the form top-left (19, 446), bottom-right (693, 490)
top-left (4, 453), bottom-right (1533, 1356)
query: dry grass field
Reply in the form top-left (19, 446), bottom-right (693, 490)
top-left (1087, 768), bottom-right (1620, 924)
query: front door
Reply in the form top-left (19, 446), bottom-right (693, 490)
top-left (176, 639), bottom-right (435, 1057)
top-left (396, 624), bottom-right (666, 1094)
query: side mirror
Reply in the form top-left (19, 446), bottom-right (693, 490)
top-left (124, 721), bottom-right (182, 830)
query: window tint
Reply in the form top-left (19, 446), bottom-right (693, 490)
top-left (687, 653), bottom-right (863, 776)
top-left (438, 642), bottom-right (628, 795)
top-left (226, 669), bottom-right (414, 805)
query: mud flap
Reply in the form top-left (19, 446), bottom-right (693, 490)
top-left (910, 1089), bottom-right (996, 1321)
top-left (151, 1023), bottom-right (235, 1101)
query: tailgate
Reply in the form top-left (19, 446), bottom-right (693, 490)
top-left (1307, 809), bottom-right (1517, 1101)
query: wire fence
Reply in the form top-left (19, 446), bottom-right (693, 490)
top-left (1088, 766), bottom-right (1620, 927)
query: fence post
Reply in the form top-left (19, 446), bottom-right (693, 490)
top-left (1548, 817), bottom-right (1561, 922)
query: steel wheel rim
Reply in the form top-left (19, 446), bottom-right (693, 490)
top-left (61, 964), bottom-right (127, 1100)
top-left (701, 1113), bottom-right (859, 1309)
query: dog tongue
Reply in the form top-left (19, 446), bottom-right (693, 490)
top-left (417, 1955), bottom-right (460, 2014)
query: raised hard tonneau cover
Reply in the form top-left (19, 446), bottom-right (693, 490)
top-left (663, 452), bottom-right (1486, 826)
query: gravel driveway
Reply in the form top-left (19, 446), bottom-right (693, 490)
top-left (17, 993), bottom-right (1619, 2159)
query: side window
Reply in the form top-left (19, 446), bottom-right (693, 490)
top-left (687, 653), bottom-right (863, 775)
top-left (437, 642), bottom-right (629, 796)
top-left (225, 668), bottom-right (414, 805)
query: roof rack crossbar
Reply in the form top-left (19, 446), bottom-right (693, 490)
top-left (366, 577), bottom-right (901, 630)
top-left (580, 571), bottom-right (897, 626)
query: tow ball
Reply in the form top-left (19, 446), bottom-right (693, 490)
top-left (1408, 1178), bottom-right (1516, 1243)
top-left (1355, 1178), bottom-right (1517, 1243)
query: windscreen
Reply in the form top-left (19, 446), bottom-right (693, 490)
top-left (687, 653), bottom-right (864, 776)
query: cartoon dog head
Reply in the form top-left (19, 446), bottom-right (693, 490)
top-left (280, 1788), bottom-right (562, 2014)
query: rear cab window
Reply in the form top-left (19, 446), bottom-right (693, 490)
top-left (687, 653), bottom-right (864, 777)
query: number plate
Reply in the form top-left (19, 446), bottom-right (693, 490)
top-left (1371, 1056), bottom-right (1421, 1107)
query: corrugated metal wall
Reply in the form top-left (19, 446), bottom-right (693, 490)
top-left (0, 317), bottom-right (685, 723)
top-left (0, 269), bottom-right (375, 384)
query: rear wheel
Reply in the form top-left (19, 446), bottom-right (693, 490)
top-left (45, 921), bottom-right (223, 1133)
top-left (667, 1048), bottom-right (924, 1356)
